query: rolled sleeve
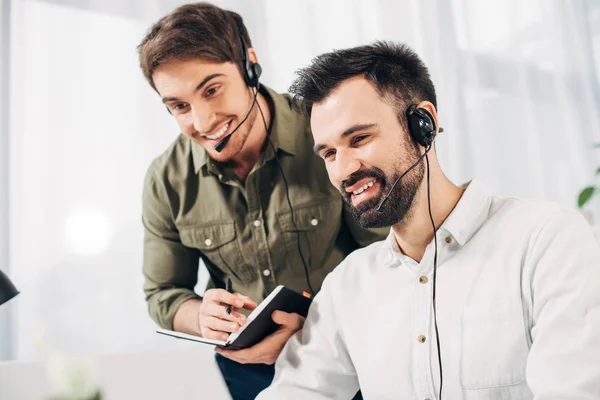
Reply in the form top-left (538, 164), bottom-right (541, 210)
top-left (142, 165), bottom-right (201, 329)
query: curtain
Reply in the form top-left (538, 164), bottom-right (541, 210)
top-left (3, 0), bottom-right (600, 360)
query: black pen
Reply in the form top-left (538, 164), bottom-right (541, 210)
top-left (225, 278), bottom-right (233, 315)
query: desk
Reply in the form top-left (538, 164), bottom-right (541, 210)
top-left (0, 345), bottom-right (230, 399)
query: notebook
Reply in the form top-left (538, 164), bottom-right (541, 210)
top-left (156, 285), bottom-right (312, 350)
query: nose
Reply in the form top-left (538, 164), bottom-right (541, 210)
top-left (330, 150), bottom-right (361, 186)
top-left (191, 103), bottom-right (217, 134)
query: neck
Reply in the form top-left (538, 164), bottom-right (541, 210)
top-left (391, 158), bottom-right (464, 263)
top-left (228, 90), bottom-right (271, 183)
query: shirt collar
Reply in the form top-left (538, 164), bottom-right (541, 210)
top-left (385, 178), bottom-right (492, 261)
top-left (439, 178), bottom-right (492, 246)
top-left (190, 85), bottom-right (298, 174)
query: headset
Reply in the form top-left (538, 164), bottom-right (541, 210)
top-left (213, 18), bottom-right (262, 153)
top-left (377, 103), bottom-right (444, 399)
top-left (213, 17), bottom-right (315, 295)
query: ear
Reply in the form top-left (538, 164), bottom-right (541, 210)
top-left (417, 101), bottom-right (441, 134)
top-left (247, 48), bottom-right (259, 64)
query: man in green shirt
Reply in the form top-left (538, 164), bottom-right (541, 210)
top-left (138, 3), bottom-right (385, 399)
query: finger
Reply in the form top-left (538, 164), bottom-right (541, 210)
top-left (206, 289), bottom-right (245, 309)
top-left (216, 330), bottom-right (289, 365)
top-left (234, 293), bottom-right (257, 305)
top-left (232, 293), bottom-right (258, 311)
top-left (203, 316), bottom-right (242, 334)
top-left (243, 300), bottom-right (257, 311)
top-left (272, 311), bottom-right (305, 331)
top-left (201, 327), bottom-right (230, 342)
top-left (205, 303), bottom-right (247, 325)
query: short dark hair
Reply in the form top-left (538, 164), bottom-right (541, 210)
top-left (138, 2), bottom-right (250, 90)
top-left (289, 41), bottom-right (437, 124)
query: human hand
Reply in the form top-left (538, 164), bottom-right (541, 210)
top-left (215, 311), bottom-right (305, 365)
top-left (197, 289), bottom-right (257, 341)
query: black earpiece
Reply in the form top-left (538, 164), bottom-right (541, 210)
top-left (235, 18), bottom-right (262, 89)
top-left (406, 104), bottom-right (442, 148)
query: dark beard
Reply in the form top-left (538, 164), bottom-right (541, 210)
top-left (340, 146), bottom-right (424, 228)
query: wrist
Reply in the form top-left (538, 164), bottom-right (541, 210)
top-left (173, 298), bottom-right (202, 335)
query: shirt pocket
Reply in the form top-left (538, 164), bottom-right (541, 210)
top-left (277, 197), bottom-right (342, 276)
top-left (180, 221), bottom-right (256, 283)
top-left (459, 298), bottom-right (529, 392)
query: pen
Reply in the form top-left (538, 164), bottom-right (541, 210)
top-left (225, 278), bottom-right (233, 315)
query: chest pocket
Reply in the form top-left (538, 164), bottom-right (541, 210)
top-left (277, 197), bottom-right (342, 276)
top-left (459, 298), bottom-right (532, 398)
top-left (180, 222), bottom-right (256, 283)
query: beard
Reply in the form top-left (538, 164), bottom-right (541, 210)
top-left (202, 94), bottom-right (259, 163)
top-left (340, 142), bottom-right (425, 229)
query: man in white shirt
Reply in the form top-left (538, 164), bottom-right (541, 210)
top-left (257, 41), bottom-right (600, 399)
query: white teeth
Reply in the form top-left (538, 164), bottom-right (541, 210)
top-left (205, 123), bottom-right (229, 140)
top-left (353, 187), bottom-right (365, 195)
top-left (352, 180), bottom-right (376, 195)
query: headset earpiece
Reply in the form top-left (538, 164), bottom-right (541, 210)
top-left (235, 18), bottom-right (262, 89)
top-left (407, 104), bottom-right (437, 147)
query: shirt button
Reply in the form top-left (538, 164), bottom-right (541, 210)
top-left (419, 276), bottom-right (428, 284)
top-left (418, 335), bottom-right (426, 343)
top-left (445, 236), bottom-right (452, 244)
top-left (263, 269), bottom-right (271, 276)
top-left (204, 239), bottom-right (212, 247)
top-left (253, 220), bottom-right (261, 227)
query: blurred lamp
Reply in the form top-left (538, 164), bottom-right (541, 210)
top-left (0, 269), bottom-right (19, 306)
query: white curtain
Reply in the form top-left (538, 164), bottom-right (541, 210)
top-left (3, 0), bottom-right (600, 360)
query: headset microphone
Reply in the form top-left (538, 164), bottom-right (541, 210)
top-left (376, 147), bottom-right (431, 211)
top-left (214, 16), bottom-right (262, 153)
top-left (214, 91), bottom-right (258, 152)
top-left (376, 105), bottom-right (441, 212)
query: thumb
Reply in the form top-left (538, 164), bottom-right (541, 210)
top-left (272, 311), bottom-right (304, 331)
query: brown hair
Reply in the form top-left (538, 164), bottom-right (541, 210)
top-left (137, 2), bottom-right (251, 90)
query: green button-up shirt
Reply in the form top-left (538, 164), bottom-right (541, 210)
top-left (142, 86), bottom-right (387, 329)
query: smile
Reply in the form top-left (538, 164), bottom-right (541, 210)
top-left (352, 180), bottom-right (376, 195)
top-left (203, 121), bottom-right (231, 140)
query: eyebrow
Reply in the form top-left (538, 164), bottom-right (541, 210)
top-left (313, 123), bottom-right (379, 155)
top-left (161, 73), bottom-right (225, 104)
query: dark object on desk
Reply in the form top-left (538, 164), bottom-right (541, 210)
top-left (0, 269), bottom-right (19, 306)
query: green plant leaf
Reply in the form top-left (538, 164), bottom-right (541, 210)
top-left (596, 167), bottom-right (600, 175)
top-left (578, 186), bottom-right (596, 208)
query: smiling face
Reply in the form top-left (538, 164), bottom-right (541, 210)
top-left (153, 58), bottom-right (257, 163)
top-left (311, 76), bottom-right (424, 228)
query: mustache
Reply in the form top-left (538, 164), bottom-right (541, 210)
top-left (340, 168), bottom-right (387, 192)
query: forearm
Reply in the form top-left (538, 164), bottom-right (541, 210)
top-left (173, 298), bottom-right (203, 335)
top-left (146, 286), bottom-right (201, 330)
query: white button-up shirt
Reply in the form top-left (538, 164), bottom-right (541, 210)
top-left (258, 179), bottom-right (600, 400)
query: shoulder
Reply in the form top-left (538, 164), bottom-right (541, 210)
top-left (491, 195), bottom-right (586, 234)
